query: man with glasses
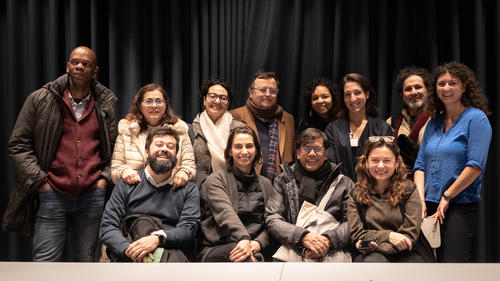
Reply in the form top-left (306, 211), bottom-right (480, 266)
top-left (231, 70), bottom-right (295, 182)
top-left (4, 46), bottom-right (117, 261)
top-left (265, 128), bottom-right (354, 261)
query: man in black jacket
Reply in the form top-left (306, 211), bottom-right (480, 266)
top-left (265, 128), bottom-right (354, 261)
top-left (3, 46), bottom-right (117, 261)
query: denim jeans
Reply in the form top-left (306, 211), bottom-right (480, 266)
top-left (33, 187), bottom-right (106, 261)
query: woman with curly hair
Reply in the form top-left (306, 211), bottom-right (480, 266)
top-left (347, 137), bottom-right (426, 262)
top-left (414, 62), bottom-right (492, 262)
top-left (297, 77), bottom-right (337, 133)
top-left (191, 78), bottom-right (245, 183)
top-left (111, 83), bottom-right (195, 188)
top-left (325, 73), bottom-right (393, 181)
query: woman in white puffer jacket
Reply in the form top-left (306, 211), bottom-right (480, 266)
top-left (111, 83), bottom-right (195, 189)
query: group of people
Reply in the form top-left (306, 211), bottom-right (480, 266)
top-left (3, 46), bottom-right (491, 264)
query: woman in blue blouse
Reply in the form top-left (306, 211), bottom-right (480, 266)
top-left (414, 62), bottom-right (492, 262)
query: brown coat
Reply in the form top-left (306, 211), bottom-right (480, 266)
top-left (230, 105), bottom-right (295, 175)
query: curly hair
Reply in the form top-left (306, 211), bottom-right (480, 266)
top-left (336, 73), bottom-right (379, 119)
top-left (199, 78), bottom-right (233, 109)
top-left (224, 126), bottom-right (261, 170)
top-left (303, 77), bottom-right (337, 126)
top-left (126, 83), bottom-right (179, 131)
top-left (353, 139), bottom-right (409, 207)
top-left (394, 66), bottom-right (431, 96)
top-left (428, 61), bottom-right (491, 118)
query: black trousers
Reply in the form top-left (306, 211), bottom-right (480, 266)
top-left (426, 201), bottom-right (479, 262)
top-left (354, 251), bottom-right (424, 263)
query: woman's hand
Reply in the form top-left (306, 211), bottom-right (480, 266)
top-left (250, 240), bottom-right (261, 255)
top-left (229, 240), bottom-right (255, 262)
top-left (388, 232), bottom-right (412, 251)
top-left (431, 197), bottom-right (450, 224)
top-left (121, 169), bottom-right (141, 184)
top-left (421, 200), bottom-right (427, 219)
top-left (172, 170), bottom-right (189, 190)
top-left (355, 240), bottom-right (378, 254)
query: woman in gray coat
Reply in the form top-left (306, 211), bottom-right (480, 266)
top-left (199, 126), bottom-right (272, 262)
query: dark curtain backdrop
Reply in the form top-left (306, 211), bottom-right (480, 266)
top-left (1, 0), bottom-right (498, 261)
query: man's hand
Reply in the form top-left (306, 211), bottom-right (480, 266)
top-left (388, 232), bottom-right (412, 251)
top-left (229, 240), bottom-right (255, 262)
top-left (172, 170), bottom-right (188, 190)
top-left (250, 240), bottom-right (261, 255)
top-left (301, 233), bottom-right (330, 257)
top-left (96, 178), bottom-right (107, 189)
top-left (125, 235), bottom-right (160, 262)
top-left (121, 169), bottom-right (141, 185)
top-left (38, 182), bottom-right (51, 192)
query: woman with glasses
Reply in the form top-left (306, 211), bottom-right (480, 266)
top-left (325, 73), bottom-right (393, 182)
top-left (347, 137), bottom-right (429, 262)
top-left (191, 78), bottom-right (245, 183)
top-left (199, 126), bottom-right (272, 262)
top-left (111, 83), bottom-right (195, 188)
top-left (297, 77), bottom-right (337, 133)
top-left (414, 62), bottom-right (492, 262)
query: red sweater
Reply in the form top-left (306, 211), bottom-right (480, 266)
top-left (47, 90), bottom-right (102, 197)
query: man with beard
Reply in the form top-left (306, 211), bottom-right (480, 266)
top-left (100, 127), bottom-right (200, 262)
top-left (231, 70), bottom-right (295, 182)
top-left (387, 66), bottom-right (431, 177)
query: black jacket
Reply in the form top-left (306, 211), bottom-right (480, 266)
top-left (3, 74), bottom-right (117, 235)
top-left (265, 161), bottom-right (354, 252)
top-left (325, 116), bottom-right (393, 181)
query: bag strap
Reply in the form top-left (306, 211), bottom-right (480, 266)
top-left (317, 174), bottom-right (344, 211)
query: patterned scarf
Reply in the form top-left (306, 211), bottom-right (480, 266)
top-left (266, 120), bottom-right (279, 182)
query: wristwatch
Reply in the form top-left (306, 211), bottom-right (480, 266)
top-left (442, 191), bottom-right (453, 202)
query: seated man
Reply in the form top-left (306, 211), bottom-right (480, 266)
top-left (265, 128), bottom-right (354, 261)
top-left (100, 127), bottom-right (200, 262)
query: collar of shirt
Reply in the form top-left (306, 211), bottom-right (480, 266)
top-left (144, 167), bottom-right (174, 188)
top-left (67, 90), bottom-right (91, 120)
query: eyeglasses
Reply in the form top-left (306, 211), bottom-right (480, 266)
top-left (142, 98), bottom-right (165, 107)
top-left (300, 146), bottom-right (324, 153)
top-left (206, 93), bottom-right (229, 103)
top-left (368, 136), bottom-right (395, 143)
top-left (252, 87), bottom-right (279, 96)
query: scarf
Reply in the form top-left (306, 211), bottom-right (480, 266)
top-left (200, 110), bottom-right (233, 172)
top-left (293, 161), bottom-right (333, 204)
top-left (393, 107), bottom-right (430, 143)
top-left (246, 97), bottom-right (283, 122)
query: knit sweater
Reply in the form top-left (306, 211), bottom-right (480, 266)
top-left (100, 170), bottom-right (200, 255)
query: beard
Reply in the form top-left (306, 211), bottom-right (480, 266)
top-left (147, 151), bottom-right (177, 174)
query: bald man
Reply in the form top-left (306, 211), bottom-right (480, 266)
top-left (4, 46), bottom-right (117, 261)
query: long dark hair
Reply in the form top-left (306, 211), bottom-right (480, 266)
top-left (126, 83), bottom-right (179, 131)
top-left (303, 77), bottom-right (337, 127)
top-left (336, 73), bottom-right (378, 119)
top-left (224, 126), bottom-right (261, 170)
top-left (353, 139), bottom-right (408, 207)
top-left (428, 61), bottom-right (490, 118)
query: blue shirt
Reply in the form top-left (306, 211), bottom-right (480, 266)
top-left (414, 107), bottom-right (491, 203)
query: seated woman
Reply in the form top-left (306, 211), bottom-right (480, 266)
top-left (325, 73), bottom-right (393, 182)
top-left (191, 78), bottom-right (245, 183)
top-left (347, 137), bottom-right (427, 262)
top-left (297, 77), bottom-right (337, 133)
top-left (199, 126), bottom-right (272, 262)
top-left (111, 83), bottom-right (195, 188)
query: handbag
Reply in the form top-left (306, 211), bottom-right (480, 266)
top-left (273, 175), bottom-right (351, 262)
top-left (420, 217), bottom-right (441, 248)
